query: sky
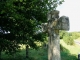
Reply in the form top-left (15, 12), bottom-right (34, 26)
top-left (56, 0), bottom-right (80, 32)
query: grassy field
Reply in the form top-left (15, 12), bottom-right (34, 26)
top-left (1, 47), bottom-right (48, 60)
top-left (1, 40), bottom-right (80, 60)
top-left (60, 40), bottom-right (80, 60)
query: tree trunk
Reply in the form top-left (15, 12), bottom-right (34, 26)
top-left (26, 45), bottom-right (29, 59)
top-left (0, 50), bottom-right (1, 60)
top-left (48, 30), bottom-right (60, 60)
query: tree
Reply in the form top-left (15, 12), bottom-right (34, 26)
top-left (0, 0), bottom-right (64, 59)
top-left (63, 32), bottom-right (74, 45)
top-left (71, 32), bottom-right (80, 39)
top-left (59, 31), bottom-right (66, 39)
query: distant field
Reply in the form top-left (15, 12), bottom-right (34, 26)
top-left (60, 40), bottom-right (80, 55)
top-left (60, 40), bottom-right (80, 60)
top-left (75, 37), bottom-right (80, 42)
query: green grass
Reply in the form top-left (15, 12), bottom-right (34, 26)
top-left (60, 40), bottom-right (80, 60)
top-left (1, 40), bottom-right (80, 60)
top-left (1, 47), bottom-right (48, 60)
top-left (60, 40), bottom-right (80, 55)
top-left (29, 48), bottom-right (48, 60)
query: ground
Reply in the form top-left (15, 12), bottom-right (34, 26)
top-left (1, 39), bottom-right (80, 60)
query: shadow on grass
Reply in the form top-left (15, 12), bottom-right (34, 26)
top-left (29, 48), bottom-right (48, 60)
top-left (0, 45), bottom-right (78, 60)
top-left (60, 44), bottom-right (77, 60)
top-left (1, 47), bottom-right (48, 60)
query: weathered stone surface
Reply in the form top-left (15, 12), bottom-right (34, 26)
top-left (41, 23), bottom-right (48, 32)
top-left (47, 10), bottom-right (59, 21)
top-left (41, 10), bottom-right (70, 60)
top-left (47, 10), bottom-right (70, 31)
top-left (48, 30), bottom-right (60, 60)
top-left (58, 16), bottom-right (70, 30)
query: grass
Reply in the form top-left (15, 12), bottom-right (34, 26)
top-left (1, 40), bottom-right (80, 60)
top-left (1, 47), bottom-right (48, 60)
top-left (60, 40), bottom-right (79, 60)
top-left (29, 48), bottom-right (48, 60)
top-left (60, 40), bottom-right (80, 55)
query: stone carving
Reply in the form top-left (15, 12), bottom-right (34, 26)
top-left (58, 16), bottom-right (69, 30)
top-left (42, 10), bottom-right (70, 60)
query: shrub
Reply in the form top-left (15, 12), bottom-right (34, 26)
top-left (63, 35), bottom-right (74, 45)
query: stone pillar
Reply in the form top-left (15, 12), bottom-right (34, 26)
top-left (42, 10), bottom-right (70, 60)
top-left (48, 30), bottom-right (60, 60)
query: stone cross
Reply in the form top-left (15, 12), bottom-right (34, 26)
top-left (42, 10), bottom-right (70, 60)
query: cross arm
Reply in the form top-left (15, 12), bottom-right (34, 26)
top-left (47, 16), bottom-right (70, 31)
top-left (57, 16), bottom-right (70, 31)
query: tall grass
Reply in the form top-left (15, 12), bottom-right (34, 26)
top-left (1, 40), bottom-right (80, 60)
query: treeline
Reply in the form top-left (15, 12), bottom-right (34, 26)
top-left (59, 31), bottom-right (80, 45)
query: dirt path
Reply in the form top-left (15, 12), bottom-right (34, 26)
top-left (74, 40), bottom-right (80, 46)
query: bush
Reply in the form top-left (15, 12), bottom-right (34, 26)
top-left (63, 35), bottom-right (74, 45)
top-left (70, 32), bottom-right (80, 39)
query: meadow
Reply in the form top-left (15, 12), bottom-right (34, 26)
top-left (1, 39), bottom-right (80, 60)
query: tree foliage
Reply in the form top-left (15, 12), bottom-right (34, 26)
top-left (61, 31), bottom-right (74, 45)
top-left (0, 0), bottom-right (64, 55)
top-left (59, 31), bottom-right (67, 39)
top-left (70, 32), bottom-right (80, 39)
top-left (63, 34), bottom-right (74, 45)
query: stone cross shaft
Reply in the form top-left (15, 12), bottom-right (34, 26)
top-left (42, 10), bottom-right (70, 60)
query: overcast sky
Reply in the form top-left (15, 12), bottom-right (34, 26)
top-left (57, 0), bottom-right (80, 32)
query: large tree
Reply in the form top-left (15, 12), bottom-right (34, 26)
top-left (0, 0), bottom-right (64, 58)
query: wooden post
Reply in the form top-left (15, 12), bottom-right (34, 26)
top-left (42, 10), bottom-right (70, 60)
